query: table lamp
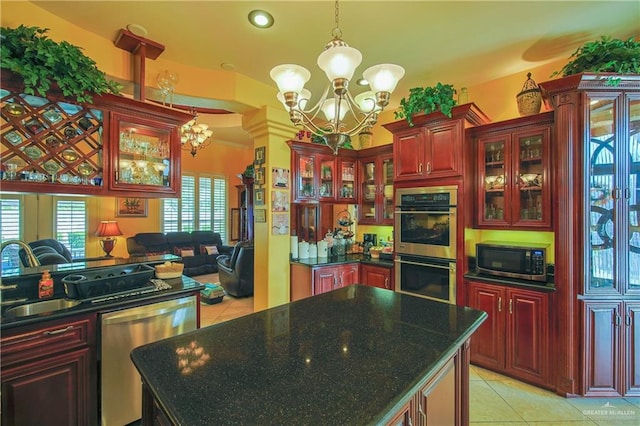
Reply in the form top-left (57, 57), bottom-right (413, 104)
top-left (95, 220), bottom-right (123, 257)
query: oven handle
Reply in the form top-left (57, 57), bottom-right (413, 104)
top-left (394, 209), bottom-right (456, 215)
top-left (395, 258), bottom-right (456, 271)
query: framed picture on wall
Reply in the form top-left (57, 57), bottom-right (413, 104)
top-left (255, 146), bottom-right (265, 164)
top-left (255, 167), bottom-right (265, 185)
top-left (254, 209), bottom-right (266, 223)
top-left (272, 167), bottom-right (289, 189)
top-left (272, 213), bottom-right (289, 235)
top-left (271, 190), bottom-right (289, 212)
top-left (255, 188), bottom-right (265, 205)
top-left (116, 197), bottom-right (148, 217)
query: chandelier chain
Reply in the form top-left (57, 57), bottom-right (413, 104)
top-left (331, 0), bottom-right (342, 39)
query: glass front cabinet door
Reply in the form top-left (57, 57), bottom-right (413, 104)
top-left (586, 93), bottom-right (640, 296)
top-left (475, 117), bottom-right (552, 230)
top-left (107, 112), bottom-right (181, 196)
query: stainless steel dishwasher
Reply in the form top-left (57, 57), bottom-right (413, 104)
top-left (100, 295), bottom-right (198, 426)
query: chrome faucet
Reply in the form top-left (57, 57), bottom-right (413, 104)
top-left (0, 240), bottom-right (40, 268)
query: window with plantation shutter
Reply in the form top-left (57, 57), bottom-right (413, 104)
top-left (1, 196), bottom-right (22, 269)
top-left (213, 177), bottom-right (227, 242)
top-left (199, 177), bottom-right (212, 231)
top-left (181, 175), bottom-right (196, 232)
top-left (163, 198), bottom-right (179, 232)
top-left (55, 199), bottom-right (86, 259)
top-left (162, 174), bottom-right (227, 241)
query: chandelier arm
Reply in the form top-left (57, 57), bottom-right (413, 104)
top-left (298, 84), bottom-right (331, 118)
top-left (294, 110), bottom-right (334, 136)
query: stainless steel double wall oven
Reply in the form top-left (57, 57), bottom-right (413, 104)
top-left (395, 185), bottom-right (458, 304)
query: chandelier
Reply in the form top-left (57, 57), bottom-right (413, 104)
top-left (180, 115), bottom-right (213, 157)
top-left (270, 0), bottom-right (404, 154)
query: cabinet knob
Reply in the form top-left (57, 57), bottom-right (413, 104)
top-left (498, 297), bottom-right (502, 312)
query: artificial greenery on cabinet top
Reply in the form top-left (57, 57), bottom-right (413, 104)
top-left (394, 82), bottom-right (457, 127)
top-left (551, 36), bottom-right (640, 86)
top-left (0, 25), bottom-right (121, 103)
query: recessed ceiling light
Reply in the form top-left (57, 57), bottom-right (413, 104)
top-left (248, 10), bottom-right (274, 28)
top-left (126, 23), bottom-right (148, 37)
top-left (356, 78), bottom-right (369, 86)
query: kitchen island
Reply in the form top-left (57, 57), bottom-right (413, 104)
top-left (131, 285), bottom-right (487, 425)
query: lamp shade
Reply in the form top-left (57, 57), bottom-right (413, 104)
top-left (317, 45), bottom-right (362, 82)
top-left (95, 221), bottom-right (123, 238)
top-left (362, 64), bottom-right (405, 93)
top-left (321, 98), bottom-right (349, 121)
top-left (270, 64), bottom-right (311, 94)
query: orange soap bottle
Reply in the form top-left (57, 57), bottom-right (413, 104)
top-left (39, 270), bottom-right (54, 298)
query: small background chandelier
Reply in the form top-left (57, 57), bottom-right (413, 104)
top-left (180, 114), bottom-right (213, 157)
top-left (270, 0), bottom-right (404, 154)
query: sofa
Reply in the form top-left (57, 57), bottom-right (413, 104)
top-left (216, 240), bottom-right (254, 297)
top-left (126, 231), bottom-right (233, 277)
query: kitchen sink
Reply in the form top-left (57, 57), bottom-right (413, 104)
top-left (3, 299), bottom-right (82, 319)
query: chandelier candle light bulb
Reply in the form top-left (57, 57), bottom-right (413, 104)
top-left (270, 0), bottom-right (404, 154)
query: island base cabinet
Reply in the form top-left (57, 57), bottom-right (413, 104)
top-left (583, 301), bottom-right (640, 397)
top-left (384, 343), bottom-right (467, 426)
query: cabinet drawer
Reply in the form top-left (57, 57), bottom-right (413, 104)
top-left (1, 314), bottom-right (95, 367)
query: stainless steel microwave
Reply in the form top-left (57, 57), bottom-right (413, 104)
top-left (476, 242), bottom-right (548, 282)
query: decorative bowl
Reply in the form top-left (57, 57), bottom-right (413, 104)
top-left (485, 175), bottom-right (504, 190)
top-left (520, 173), bottom-right (541, 187)
top-left (369, 247), bottom-right (383, 259)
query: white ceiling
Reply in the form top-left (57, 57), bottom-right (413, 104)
top-left (28, 1), bottom-right (640, 147)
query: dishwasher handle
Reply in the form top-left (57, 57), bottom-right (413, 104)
top-left (101, 297), bottom-right (196, 325)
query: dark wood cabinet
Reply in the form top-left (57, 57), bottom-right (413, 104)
top-left (540, 74), bottom-right (640, 397)
top-left (582, 301), bottom-right (640, 397)
top-left (467, 280), bottom-right (552, 389)
top-left (358, 145), bottom-right (393, 225)
top-left (1, 313), bottom-right (97, 425)
top-left (336, 157), bottom-right (357, 203)
top-left (289, 141), bottom-right (345, 203)
top-left (290, 263), bottom-right (359, 301)
top-left (292, 203), bottom-right (334, 243)
top-left (466, 281), bottom-right (505, 370)
top-left (314, 263), bottom-right (359, 294)
top-left (384, 104), bottom-right (490, 183)
top-left (469, 112), bottom-right (553, 229)
top-left (104, 105), bottom-right (187, 197)
top-left (1, 73), bottom-right (190, 198)
top-left (360, 263), bottom-right (393, 290)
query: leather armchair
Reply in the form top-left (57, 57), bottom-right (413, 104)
top-left (217, 241), bottom-right (254, 297)
top-left (19, 239), bottom-right (73, 267)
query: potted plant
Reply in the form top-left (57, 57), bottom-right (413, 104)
top-left (395, 83), bottom-right (457, 126)
top-left (241, 164), bottom-right (255, 185)
top-left (1, 25), bottom-right (121, 103)
top-left (551, 36), bottom-right (640, 86)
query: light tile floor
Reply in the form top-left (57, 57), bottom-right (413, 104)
top-left (469, 365), bottom-right (640, 425)
top-left (192, 275), bottom-right (640, 425)
top-left (193, 273), bottom-right (254, 327)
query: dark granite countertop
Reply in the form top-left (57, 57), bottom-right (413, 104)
top-left (292, 253), bottom-right (394, 268)
top-left (131, 285), bottom-right (487, 425)
top-left (0, 274), bottom-right (203, 331)
top-left (1, 253), bottom-right (181, 278)
top-left (464, 271), bottom-right (556, 293)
